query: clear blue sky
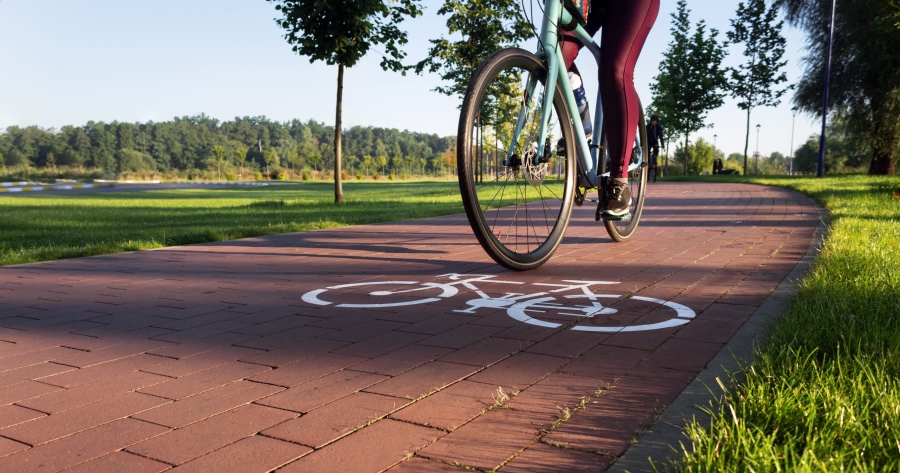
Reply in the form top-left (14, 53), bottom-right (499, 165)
top-left (0, 0), bottom-right (820, 158)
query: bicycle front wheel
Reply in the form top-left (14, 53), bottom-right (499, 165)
top-left (599, 99), bottom-right (649, 241)
top-left (457, 48), bottom-right (577, 271)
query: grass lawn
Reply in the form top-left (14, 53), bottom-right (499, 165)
top-left (659, 175), bottom-right (900, 472)
top-left (0, 181), bottom-right (467, 266)
top-left (0, 179), bottom-right (565, 267)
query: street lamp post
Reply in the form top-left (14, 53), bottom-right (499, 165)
top-left (790, 107), bottom-right (798, 175)
top-left (817, 0), bottom-right (838, 178)
top-left (755, 124), bottom-right (761, 175)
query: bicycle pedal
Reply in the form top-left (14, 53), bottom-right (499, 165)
top-left (602, 213), bottom-right (632, 222)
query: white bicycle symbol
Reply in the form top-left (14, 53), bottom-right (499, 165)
top-left (301, 274), bottom-right (695, 333)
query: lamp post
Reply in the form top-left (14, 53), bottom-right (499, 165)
top-left (755, 124), bottom-right (761, 175)
top-left (790, 106), bottom-right (798, 175)
top-left (817, 0), bottom-right (838, 178)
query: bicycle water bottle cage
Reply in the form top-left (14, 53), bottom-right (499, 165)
top-left (561, 0), bottom-right (590, 30)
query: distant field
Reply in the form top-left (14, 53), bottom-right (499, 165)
top-left (0, 181), bottom-right (468, 266)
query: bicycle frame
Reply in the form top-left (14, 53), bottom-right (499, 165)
top-left (506, 0), bottom-right (643, 189)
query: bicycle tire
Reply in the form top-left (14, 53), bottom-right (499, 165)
top-left (457, 48), bottom-right (577, 271)
top-left (599, 99), bottom-right (649, 242)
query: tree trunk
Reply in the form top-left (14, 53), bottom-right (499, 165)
top-left (743, 107), bottom-right (751, 176)
top-left (334, 64), bottom-right (345, 204)
top-left (868, 110), bottom-right (896, 175)
top-left (683, 134), bottom-right (689, 175)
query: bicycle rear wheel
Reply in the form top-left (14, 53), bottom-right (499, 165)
top-left (599, 99), bottom-right (649, 242)
top-left (458, 48), bottom-right (577, 271)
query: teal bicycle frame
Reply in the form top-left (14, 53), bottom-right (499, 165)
top-left (507, 1), bottom-right (643, 189)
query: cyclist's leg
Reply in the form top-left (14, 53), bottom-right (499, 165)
top-left (597, 0), bottom-right (660, 179)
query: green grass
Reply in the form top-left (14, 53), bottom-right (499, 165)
top-left (0, 179), bottom-right (565, 267)
top-left (0, 181), bottom-right (470, 266)
top-left (658, 175), bottom-right (900, 472)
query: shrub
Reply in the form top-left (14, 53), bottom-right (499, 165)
top-left (254, 172), bottom-right (263, 181)
top-left (225, 173), bottom-right (237, 181)
top-left (302, 169), bottom-right (311, 181)
top-left (373, 173), bottom-right (382, 180)
top-left (356, 174), bottom-right (364, 180)
top-left (341, 171), bottom-right (349, 180)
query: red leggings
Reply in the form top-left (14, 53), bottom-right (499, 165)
top-left (561, 0), bottom-right (659, 179)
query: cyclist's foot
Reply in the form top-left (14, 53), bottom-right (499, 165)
top-left (596, 177), bottom-right (632, 221)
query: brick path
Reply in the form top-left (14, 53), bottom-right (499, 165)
top-left (0, 183), bottom-right (818, 472)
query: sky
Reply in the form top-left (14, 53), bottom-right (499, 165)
top-left (0, 0), bottom-right (822, 158)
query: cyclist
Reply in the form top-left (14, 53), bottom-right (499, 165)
top-left (560, 0), bottom-right (660, 220)
top-left (646, 114), bottom-right (665, 176)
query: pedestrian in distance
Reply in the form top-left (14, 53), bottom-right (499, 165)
top-left (646, 114), bottom-right (665, 181)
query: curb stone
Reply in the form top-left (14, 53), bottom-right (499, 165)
top-left (174, 180), bottom-right (267, 186)
top-left (0, 183), bottom-right (115, 193)
top-left (607, 201), bottom-right (830, 473)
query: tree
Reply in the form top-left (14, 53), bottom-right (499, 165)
top-left (416, 0), bottom-right (531, 100)
top-left (212, 145), bottom-right (226, 180)
top-left (362, 154), bottom-right (373, 175)
top-left (232, 143), bottom-right (249, 180)
top-left (651, 0), bottom-right (728, 174)
top-left (269, 0), bottom-right (423, 203)
top-left (781, 0), bottom-right (900, 175)
top-left (376, 155), bottom-right (387, 175)
top-left (727, 0), bottom-right (790, 176)
top-left (263, 148), bottom-right (279, 178)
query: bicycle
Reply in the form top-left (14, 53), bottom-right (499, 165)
top-left (649, 146), bottom-right (660, 183)
top-left (456, 0), bottom-right (649, 271)
top-left (301, 273), bottom-right (696, 333)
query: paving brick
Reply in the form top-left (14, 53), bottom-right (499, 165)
top-left (263, 392), bottom-right (407, 448)
top-left (418, 408), bottom-right (551, 470)
top-left (0, 361), bottom-right (75, 386)
top-left (139, 361), bottom-right (271, 400)
top-left (0, 418), bottom-right (168, 471)
top-left (334, 330), bottom-right (429, 358)
top-left (544, 396), bottom-right (658, 456)
top-left (418, 324), bottom-right (504, 349)
top-left (256, 370), bottom-right (387, 413)
top-left (507, 373), bottom-right (608, 416)
top-left (278, 419), bottom-right (444, 473)
top-left (559, 345), bottom-right (648, 380)
top-left (386, 457), bottom-right (470, 472)
top-left (128, 403), bottom-right (297, 465)
top-left (524, 330), bottom-right (606, 358)
top-left (153, 320), bottom-right (252, 343)
top-left (0, 346), bottom-right (83, 372)
top-left (0, 405), bottom-right (45, 429)
top-left (249, 353), bottom-right (367, 388)
top-left (148, 330), bottom-right (258, 359)
top-left (60, 451), bottom-right (170, 473)
top-left (141, 345), bottom-right (263, 378)
top-left (319, 320), bottom-right (409, 343)
top-left (238, 337), bottom-right (349, 367)
top-left (133, 380), bottom-right (283, 428)
top-left (53, 338), bottom-right (175, 368)
top-left (363, 361), bottom-right (478, 400)
top-left (1, 391), bottom-right (169, 446)
top-left (396, 313), bottom-right (480, 335)
top-left (170, 435), bottom-right (311, 472)
top-left (389, 380), bottom-right (495, 431)
top-left (235, 325), bottom-right (334, 351)
top-left (501, 442), bottom-right (612, 472)
top-left (0, 381), bottom-right (63, 406)
top-left (350, 344), bottom-right (453, 376)
top-left (468, 352), bottom-right (571, 390)
top-left (438, 337), bottom-right (531, 367)
top-left (18, 370), bottom-right (170, 414)
top-left (0, 436), bottom-right (28, 458)
top-left (643, 338), bottom-right (723, 372)
top-left (40, 353), bottom-right (174, 388)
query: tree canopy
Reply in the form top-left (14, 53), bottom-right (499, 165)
top-left (0, 116), bottom-right (454, 178)
top-left (780, 0), bottom-right (900, 174)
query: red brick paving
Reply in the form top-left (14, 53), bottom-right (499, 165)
top-left (0, 183), bottom-right (818, 471)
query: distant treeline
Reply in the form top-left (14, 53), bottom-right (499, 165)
top-left (0, 115), bottom-right (456, 178)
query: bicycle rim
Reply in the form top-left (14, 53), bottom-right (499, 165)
top-left (457, 48), bottom-right (576, 271)
top-left (600, 99), bottom-right (649, 242)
